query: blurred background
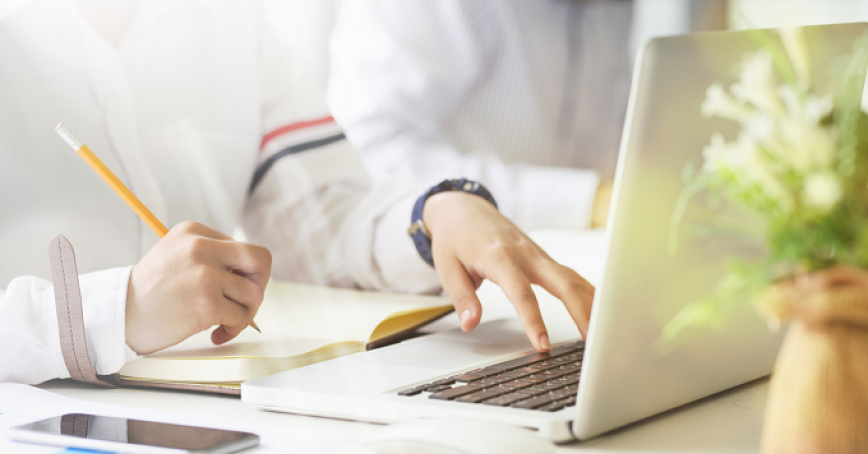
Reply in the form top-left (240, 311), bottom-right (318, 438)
top-left (265, 0), bottom-right (868, 90)
top-left (260, 0), bottom-right (868, 233)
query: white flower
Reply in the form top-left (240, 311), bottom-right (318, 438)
top-left (702, 84), bottom-right (753, 122)
top-left (702, 133), bottom-right (750, 173)
top-left (731, 51), bottom-right (784, 115)
top-left (803, 172), bottom-right (843, 211)
top-left (702, 132), bottom-right (793, 212)
top-left (776, 116), bottom-right (837, 172)
top-left (802, 94), bottom-right (834, 124)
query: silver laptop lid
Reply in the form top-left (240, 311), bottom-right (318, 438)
top-left (574, 23), bottom-right (868, 440)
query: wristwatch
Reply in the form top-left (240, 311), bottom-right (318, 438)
top-left (408, 178), bottom-right (498, 267)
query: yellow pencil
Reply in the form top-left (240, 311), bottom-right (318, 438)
top-left (55, 122), bottom-right (261, 333)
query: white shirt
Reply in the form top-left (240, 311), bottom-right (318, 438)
top-left (328, 0), bottom-right (636, 231)
top-left (0, 0), bottom-right (439, 384)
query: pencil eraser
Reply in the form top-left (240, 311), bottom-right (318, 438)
top-left (55, 122), bottom-right (83, 151)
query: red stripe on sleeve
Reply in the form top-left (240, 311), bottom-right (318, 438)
top-left (260, 116), bottom-right (335, 151)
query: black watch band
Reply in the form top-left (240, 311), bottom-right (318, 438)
top-left (408, 179), bottom-right (498, 267)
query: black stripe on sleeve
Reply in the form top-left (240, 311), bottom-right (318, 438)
top-left (248, 133), bottom-right (346, 195)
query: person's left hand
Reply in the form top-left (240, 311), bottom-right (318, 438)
top-left (423, 191), bottom-right (595, 352)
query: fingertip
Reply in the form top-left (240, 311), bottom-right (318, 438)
top-left (211, 325), bottom-right (240, 345)
top-left (459, 308), bottom-right (480, 332)
top-left (211, 326), bottom-right (229, 345)
top-left (538, 332), bottom-right (551, 352)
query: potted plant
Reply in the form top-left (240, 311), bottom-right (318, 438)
top-left (665, 28), bottom-right (868, 453)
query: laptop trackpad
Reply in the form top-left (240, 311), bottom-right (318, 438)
top-left (353, 322), bottom-right (534, 371)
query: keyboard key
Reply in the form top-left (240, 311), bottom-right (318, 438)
top-left (558, 396), bottom-right (577, 406)
top-left (482, 393), bottom-right (531, 407)
top-left (455, 390), bottom-right (505, 403)
top-left (558, 365), bottom-right (582, 373)
top-left (432, 378), bottom-right (456, 386)
top-left (500, 370), bottom-right (531, 378)
top-left (479, 377), bottom-right (513, 386)
top-left (423, 385), bottom-right (452, 393)
top-left (511, 395), bottom-right (557, 409)
top-left (539, 402), bottom-right (566, 412)
top-left (430, 385), bottom-right (483, 400)
top-left (482, 346), bottom-right (578, 372)
top-left (559, 341), bottom-right (585, 349)
top-left (397, 387), bottom-right (425, 396)
top-left (453, 374), bottom-right (484, 383)
top-left (553, 377), bottom-right (579, 386)
top-left (550, 388), bottom-right (576, 396)
top-left (482, 353), bottom-right (551, 371)
top-left (532, 382), bottom-right (566, 391)
top-left (499, 380), bottom-right (532, 390)
top-left (464, 369), bottom-right (501, 378)
top-left (515, 388), bottom-right (548, 396)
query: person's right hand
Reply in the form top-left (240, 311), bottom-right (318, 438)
top-left (124, 221), bottom-right (272, 355)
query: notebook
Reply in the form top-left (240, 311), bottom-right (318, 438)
top-left (109, 281), bottom-right (453, 394)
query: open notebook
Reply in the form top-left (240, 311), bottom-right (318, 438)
top-left (109, 281), bottom-right (453, 394)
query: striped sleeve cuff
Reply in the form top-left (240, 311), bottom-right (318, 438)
top-left (251, 116), bottom-right (347, 194)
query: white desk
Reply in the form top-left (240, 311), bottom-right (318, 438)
top-left (26, 230), bottom-right (768, 452)
top-left (37, 377), bottom-right (767, 453)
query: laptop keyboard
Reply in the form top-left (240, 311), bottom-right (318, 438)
top-left (397, 341), bottom-right (584, 412)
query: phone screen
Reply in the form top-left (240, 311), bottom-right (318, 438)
top-left (15, 413), bottom-right (258, 451)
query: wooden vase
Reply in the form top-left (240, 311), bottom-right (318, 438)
top-left (761, 285), bottom-right (868, 453)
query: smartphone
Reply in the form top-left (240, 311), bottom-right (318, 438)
top-left (7, 413), bottom-right (259, 454)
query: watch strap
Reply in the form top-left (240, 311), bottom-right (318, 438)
top-left (409, 179), bottom-right (497, 267)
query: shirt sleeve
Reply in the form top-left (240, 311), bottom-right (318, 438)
top-left (241, 10), bottom-right (440, 295)
top-left (0, 266), bottom-right (137, 384)
top-left (327, 0), bottom-right (600, 231)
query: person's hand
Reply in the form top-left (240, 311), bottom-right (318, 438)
top-left (423, 192), bottom-right (595, 351)
top-left (125, 221), bottom-right (272, 355)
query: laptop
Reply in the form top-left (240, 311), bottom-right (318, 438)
top-left (242, 23), bottom-right (868, 442)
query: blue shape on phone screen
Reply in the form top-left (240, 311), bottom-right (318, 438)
top-left (59, 448), bottom-right (115, 454)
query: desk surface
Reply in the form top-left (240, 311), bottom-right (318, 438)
top-left (38, 376), bottom-right (767, 453)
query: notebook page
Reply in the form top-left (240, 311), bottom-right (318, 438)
top-left (143, 281), bottom-right (452, 359)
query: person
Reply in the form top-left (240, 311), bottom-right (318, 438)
top-left (327, 0), bottom-right (729, 231)
top-left (327, 0), bottom-right (635, 232)
top-left (0, 0), bottom-right (594, 385)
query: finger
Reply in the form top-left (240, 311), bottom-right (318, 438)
top-left (208, 297), bottom-right (251, 345)
top-left (220, 270), bottom-right (265, 317)
top-left (210, 241), bottom-right (273, 290)
top-left (436, 255), bottom-right (483, 332)
top-left (172, 220), bottom-right (234, 240)
top-left (488, 262), bottom-right (550, 352)
top-left (530, 261), bottom-right (594, 339)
